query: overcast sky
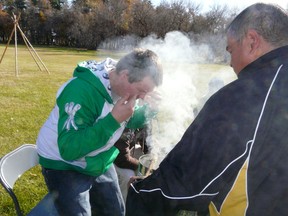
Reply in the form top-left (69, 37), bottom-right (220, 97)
top-left (151, 0), bottom-right (288, 12)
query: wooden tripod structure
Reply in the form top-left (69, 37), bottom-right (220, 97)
top-left (0, 13), bottom-right (50, 76)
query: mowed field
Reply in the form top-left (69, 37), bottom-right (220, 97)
top-left (0, 45), bottom-right (236, 215)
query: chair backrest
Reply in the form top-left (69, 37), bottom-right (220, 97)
top-left (0, 144), bottom-right (39, 189)
top-left (0, 144), bottom-right (39, 216)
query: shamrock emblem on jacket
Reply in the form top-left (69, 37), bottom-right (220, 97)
top-left (63, 102), bottom-right (81, 130)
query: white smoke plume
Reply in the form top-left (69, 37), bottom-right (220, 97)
top-left (138, 31), bottom-right (236, 167)
top-left (100, 31), bottom-right (236, 168)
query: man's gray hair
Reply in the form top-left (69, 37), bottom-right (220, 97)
top-left (116, 48), bottom-right (163, 86)
top-left (226, 3), bottom-right (288, 47)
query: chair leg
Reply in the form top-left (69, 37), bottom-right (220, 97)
top-left (6, 188), bottom-right (23, 216)
top-left (0, 180), bottom-right (23, 216)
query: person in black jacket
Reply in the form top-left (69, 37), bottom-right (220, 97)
top-left (126, 3), bottom-right (288, 216)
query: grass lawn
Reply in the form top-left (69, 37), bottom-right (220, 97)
top-left (0, 44), bottom-right (235, 215)
top-left (0, 45), bottom-right (127, 215)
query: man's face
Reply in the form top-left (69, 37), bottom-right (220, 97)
top-left (226, 35), bottom-right (252, 75)
top-left (118, 71), bottom-right (156, 100)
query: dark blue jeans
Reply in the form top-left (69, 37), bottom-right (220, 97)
top-left (42, 165), bottom-right (125, 216)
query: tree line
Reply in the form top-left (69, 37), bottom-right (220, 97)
top-left (0, 0), bottom-right (240, 52)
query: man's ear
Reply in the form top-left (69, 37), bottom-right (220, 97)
top-left (118, 69), bottom-right (128, 77)
top-left (246, 29), bottom-right (261, 54)
top-left (118, 69), bottom-right (129, 81)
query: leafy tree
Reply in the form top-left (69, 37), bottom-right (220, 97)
top-left (49, 0), bottom-right (66, 10)
top-left (0, 9), bottom-right (13, 42)
top-left (49, 8), bottom-right (76, 46)
top-left (14, 0), bottom-right (26, 10)
top-left (0, 0), bottom-right (239, 52)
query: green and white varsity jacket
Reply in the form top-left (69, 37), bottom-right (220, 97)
top-left (36, 59), bottom-right (151, 176)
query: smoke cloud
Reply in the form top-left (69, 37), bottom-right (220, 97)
top-left (100, 31), bottom-right (236, 168)
top-left (137, 31), bottom-right (236, 167)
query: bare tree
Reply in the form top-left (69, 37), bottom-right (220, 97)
top-left (129, 0), bottom-right (155, 37)
top-left (202, 4), bottom-right (228, 33)
top-left (153, 0), bottom-right (200, 38)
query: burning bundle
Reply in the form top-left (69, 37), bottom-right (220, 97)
top-left (138, 154), bottom-right (158, 176)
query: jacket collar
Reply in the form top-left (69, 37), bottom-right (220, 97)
top-left (238, 45), bottom-right (288, 79)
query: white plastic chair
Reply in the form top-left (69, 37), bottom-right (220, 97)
top-left (0, 144), bottom-right (39, 216)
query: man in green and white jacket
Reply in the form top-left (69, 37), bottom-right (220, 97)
top-left (36, 48), bottom-right (163, 216)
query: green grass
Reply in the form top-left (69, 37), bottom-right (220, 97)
top-left (0, 45), bottom-right (234, 215)
top-left (0, 45), bottom-right (126, 215)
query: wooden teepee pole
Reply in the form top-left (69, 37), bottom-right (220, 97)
top-left (0, 12), bottom-right (50, 76)
top-left (17, 24), bottom-right (43, 72)
top-left (17, 24), bottom-right (50, 74)
top-left (14, 14), bottom-right (18, 77)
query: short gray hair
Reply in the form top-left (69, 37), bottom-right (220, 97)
top-left (226, 3), bottom-right (288, 47)
top-left (116, 48), bottom-right (163, 86)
